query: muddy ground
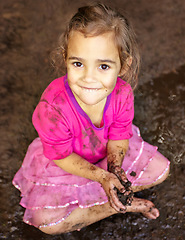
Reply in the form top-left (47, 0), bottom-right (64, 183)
top-left (0, 0), bottom-right (185, 239)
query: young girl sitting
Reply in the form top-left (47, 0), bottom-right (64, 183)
top-left (13, 3), bottom-right (170, 235)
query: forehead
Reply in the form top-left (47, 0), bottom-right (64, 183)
top-left (67, 31), bottom-right (119, 59)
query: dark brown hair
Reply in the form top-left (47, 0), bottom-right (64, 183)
top-left (51, 3), bottom-right (140, 88)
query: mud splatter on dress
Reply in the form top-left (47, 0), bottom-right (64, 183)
top-left (12, 76), bottom-right (170, 228)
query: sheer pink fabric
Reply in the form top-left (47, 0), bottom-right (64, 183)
top-left (12, 125), bottom-right (170, 228)
top-left (12, 76), bottom-right (170, 228)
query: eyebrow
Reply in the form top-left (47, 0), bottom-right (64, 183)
top-left (68, 57), bottom-right (83, 61)
top-left (68, 56), bottom-right (116, 64)
top-left (98, 59), bottom-right (116, 64)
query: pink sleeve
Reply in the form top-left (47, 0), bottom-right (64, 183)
top-left (32, 101), bottom-right (73, 160)
top-left (108, 87), bottom-right (134, 140)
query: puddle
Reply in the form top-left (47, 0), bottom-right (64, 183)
top-left (134, 65), bottom-right (185, 165)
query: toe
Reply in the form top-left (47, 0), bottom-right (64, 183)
top-left (143, 207), bottom-right (159, 219)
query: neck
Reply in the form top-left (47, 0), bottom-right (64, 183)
top-left (75, 96), bottom-right (107, 127)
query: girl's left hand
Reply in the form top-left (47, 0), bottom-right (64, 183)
top-left (100, 171), bottom-right (127, 212)
top-left (108, 165), bottom-right (133, 205)
top-left (109, 165), bottom-right (128, 183)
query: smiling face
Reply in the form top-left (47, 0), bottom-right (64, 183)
top-left (66, 31), bottom-right (122, 110)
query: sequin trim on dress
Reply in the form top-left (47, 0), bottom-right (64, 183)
top-left (30, 180), bottom-right (95, 187)
top-left (132, 155), bottom-right (154, 184)
top-left (24, 200), bottom-right (79, 210)
top-left (12, 182), bottom-right (21, 191)
top-left (24, 200), bottom-right (108, 228)
top-left (79, 199), bottom-right (108, 209)
top-left (132, 158), bottom-right (170, 186)
top-left (24, 211), bottom-right (72, 228)
top-left (125, 140), bottom-right (144, 175)
top-left (153, 160), bottom-right (170, 182)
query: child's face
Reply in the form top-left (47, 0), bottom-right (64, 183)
top-left (66, 31), bottom-right (122, 109)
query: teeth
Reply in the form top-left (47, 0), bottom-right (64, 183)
top-left (83, 88), bottom-right (98, 92)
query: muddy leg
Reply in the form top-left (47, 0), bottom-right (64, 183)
top-left (38, 202), bottom-right (117, 235)
top-left (38, 156), bottom-right (170, 235)
top-left (39, 195), bottom-right (159, 235)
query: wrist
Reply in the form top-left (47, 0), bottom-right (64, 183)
top-left (98, 170), bottom-right (111, 185)
top-left (108, 163), bottom-right (121, 173)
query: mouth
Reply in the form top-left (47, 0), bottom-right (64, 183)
top-left (81, 87), bottom-right (100, 92)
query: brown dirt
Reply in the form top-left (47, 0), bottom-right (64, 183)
top-left (0, 0), bottom-right (185, 239)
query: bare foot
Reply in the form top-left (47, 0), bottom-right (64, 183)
top-left (142, 206), bottom-right (159, 219)
top-left (126, 197), bottom-right (160, 219)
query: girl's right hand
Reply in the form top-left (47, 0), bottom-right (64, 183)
top-left (100, 172), bottom-right (127, 213)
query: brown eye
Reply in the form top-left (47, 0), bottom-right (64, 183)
top-left (99, 64), bottom-right (109, 70)
top-left (73, 62), bottom-right (83, 67)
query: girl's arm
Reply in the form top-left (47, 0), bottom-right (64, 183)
top-left (107, 139), bottom-right (133, 207)
top-left (107, 139), bottom-right (130, 184)
top-left (53, 153), bottom-right (126, 212)
top-left (54, 153), bottom-right (107, 183)
top-left (107, 139), bottom-right (129, 169)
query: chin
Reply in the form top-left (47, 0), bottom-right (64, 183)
top-left (82, 100), bottom-right (99, 106)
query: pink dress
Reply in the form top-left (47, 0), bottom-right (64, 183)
top-left (12, 75), bottom-right (170, 228)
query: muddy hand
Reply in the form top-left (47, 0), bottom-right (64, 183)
top-left (108, 165), bottom-right (133, 206)
top-left (108, 164), bottom-right (128, 183)
top-left (100, 172), bottom-right (127, 213)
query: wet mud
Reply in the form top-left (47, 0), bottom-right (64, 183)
top-left (108, 164), bottom-right (134, 206)
top-left (115, 181), bottom-right (133, 207)
top-left (0, 0), bottom-right (185, 239)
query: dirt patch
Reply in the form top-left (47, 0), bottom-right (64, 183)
top-left (0, 0), bottom-right (184, 239)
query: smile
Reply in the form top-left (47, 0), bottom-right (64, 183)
top-left (81, 87), bottom-right (99, 92)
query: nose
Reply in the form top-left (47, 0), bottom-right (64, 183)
top-left (83, 67), bottom-right (96, 83)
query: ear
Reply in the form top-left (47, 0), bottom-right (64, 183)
top-left (62, 47), bottom-right (67, 62)
top-left (118, 57), bottom-right (132, 76)
top-left (63, 52), bottom-right (66, 62)
top-left (63, 52), bottom-right (68, 67)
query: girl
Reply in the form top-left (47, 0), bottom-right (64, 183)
top-left (13, 3), bottom-right (170, 235)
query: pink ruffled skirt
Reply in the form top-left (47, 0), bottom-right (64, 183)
top-left (12, 125), bottom-right (170, 228)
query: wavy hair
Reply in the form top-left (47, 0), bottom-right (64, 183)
top-left (51, 3), bottom-right (140, 88)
